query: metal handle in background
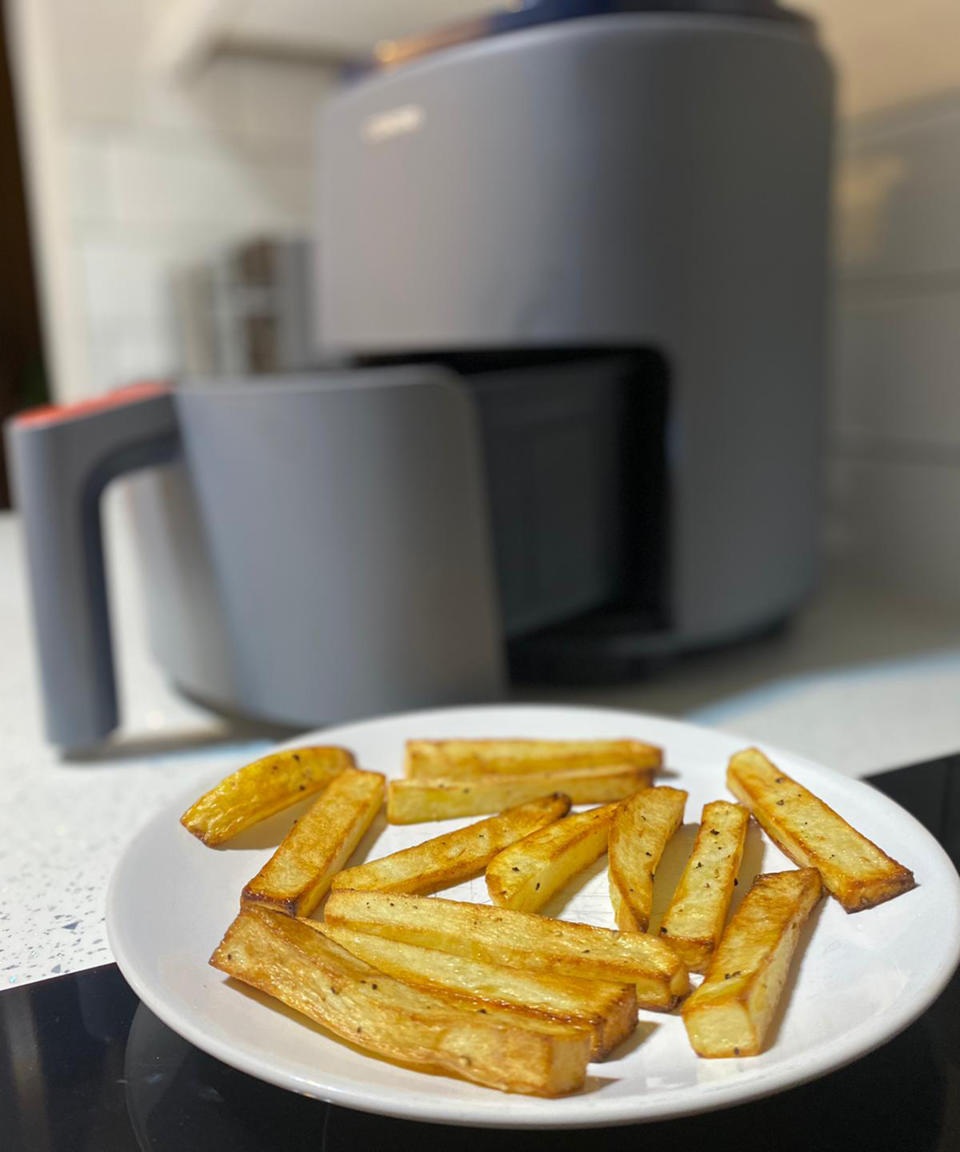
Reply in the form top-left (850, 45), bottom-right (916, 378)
top-left (5, 384), bottom-right (180, 749)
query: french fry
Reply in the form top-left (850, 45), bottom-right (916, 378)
top-left (319, 922), bottom-right (637, 1059)
top-left (323, 889), bottom-right (689, 1010)
top-left (387, 766), bottom-right (652, 824)
top-left (658, 801), bottom-right (750, 973)
top-left (211, 906), bottom-right (592, 1096)
top-left (332, 793), bottom-right (570, 896)
top-left (405, 738), bottom-right (662, 780)
top-left (241, 769), bottom-right (384, 917)
top-left (681, 868), bottom-right (822, 1057)
top-left (180, 746), bottom-right (354, 846)
top-left (608, 787), bottom-right (688, 932)
top-left (726, 748), bottom-right (916, 912)
top-left (486, 802), bottom-right (620, 912)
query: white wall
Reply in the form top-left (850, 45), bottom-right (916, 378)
top-left (10, 0), bottom-right (335, 402)
top-left (789, 1), bottom-right (960, 603)
top-left (828, 95), bottom-right (960, 602)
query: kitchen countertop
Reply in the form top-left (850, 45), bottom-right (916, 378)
top-left (2, 496), bottom-right (960, 989)
top-left (4, 754), bottom-right (959, 1152)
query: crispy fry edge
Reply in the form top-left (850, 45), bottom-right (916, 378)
top-left (681, 868), bottom-right (822, 1058)
top-left (386, 767), bottom-right (653, 823)
top-left (180, 745), bottom-right (354, 846)
top-left (658, 801), bottom-right (750, 973)
top-left (323, 889), bottom-right (689, 1011)
top-left (210, 906), bottom-right (592, 1096)
top-left (485, 802), bottom-right (619, 912)
top-left (240, 769), bottom-right (385, 916)
top-left (727, 748), bottom-right (916, 912)
top-left (334, 793), bottom-right (571, 896)
top-left (608, 787), bottom-right (687, 933)
top-left (404, 739), bottom-right (663, 779)
top-left (315, 920), bottom-right (638, 1060)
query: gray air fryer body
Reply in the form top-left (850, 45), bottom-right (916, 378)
top-left (319, 9), bottom-right (833, 672)
top-left (8, 5), bottom-right (834, 749)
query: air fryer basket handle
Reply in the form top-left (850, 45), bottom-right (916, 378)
top-left (5, 385), bottom-right (180, 750)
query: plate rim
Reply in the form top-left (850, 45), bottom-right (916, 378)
top-left (105, 702), bottom-right (960, 1129)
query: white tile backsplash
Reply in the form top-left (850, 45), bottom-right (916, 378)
top-left (104, 136), bottom-right (313, 231)
top-left (833, 285), bottom-right (960, 447)
top-left (135, 55), bottom-right (330, 155)
top-left (138, 56), bottom-right (254, 143)
top-left (62, 138), bottom-right (114, 225)
top-left (78, 239), bottom-right (172, 325)
top-left (827, 452), bottom-right (960, 603)
top-left (838, 103), bottom-right (960, 280)
top-left (31, 0), bottom-right (335, 401)
top-left (829, 90), bottom-right (960, 602)
top-left (87, 315), bottom-right (176, 394)
top-left (234, 57), bottom-right (335, 146)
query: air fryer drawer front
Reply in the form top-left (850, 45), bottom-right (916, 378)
top-left (472, 361), bottom-right (621, 637)
top-left (467, 353), bottom-right (669, 640)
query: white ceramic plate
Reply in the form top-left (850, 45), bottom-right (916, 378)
top-left (106, 705), bottom-right (960, 1128)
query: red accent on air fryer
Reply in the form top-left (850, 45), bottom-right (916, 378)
top-left (12, 381), bottom-right (171, 429)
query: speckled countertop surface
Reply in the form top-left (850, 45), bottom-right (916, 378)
top-left (0, 501), bottom-right (275, 988)
top-left (2, 499), bottom-right (960, 990)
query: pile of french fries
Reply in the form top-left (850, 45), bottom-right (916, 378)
top-left (180, 737), bottom-right (916, 1097)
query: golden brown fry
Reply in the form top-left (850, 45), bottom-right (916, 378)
top-left (318, 922), bottom-right (637, 1059)
top-left (323, 889), bottom-right (689, 1010)
top-left (241, 769), bottom-right (384, 916)
top-left (659, 801), bottom-right (750, 973)
top-left (486, 802), bottom-right (620, 912)
top-left (405, 738), bottom-right (662, 780)
top-left (726, 748), bottom-right (916, 912)
top-left (332, 794), bottom-right (570, 896)
top-left (211, 906), bottom-right (592, 1096)
top-left (387, 767), bottom-right (652, 824)
top-left (681, 868), bottom-right (822, 1057)
top-left (180, 746), bottom-right (354, 846)
top-left (608, 787), bottom-right (687, 932)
